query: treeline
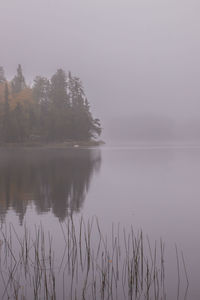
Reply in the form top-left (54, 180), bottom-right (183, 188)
top-left (0, 65), bottom-right (101, 143)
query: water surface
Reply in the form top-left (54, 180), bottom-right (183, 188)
top-left (1, 145), bottom-right (200, 299)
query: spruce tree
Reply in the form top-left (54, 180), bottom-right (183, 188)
top-left (68, 73), bottom-right (101, 140)
top-left (49, 69), bottom-right (70, 140)
top-left (33, 76), bottom-right (51, 139)
top-left (11, 64), bottom-right (26, 94)
top-left (0, 66), bottom-right (6, 83)
top-left (3, 83), bottom-right (11, 142)
top-left (50, 69), bottom-right (68, 108)
top-left (13, 103), bottom-right (27, 142)
top-left (33, 76), bottom-right (50, 104)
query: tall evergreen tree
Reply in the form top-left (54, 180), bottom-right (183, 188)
top-left (0, 66), bottom-right (6, 83)
top-left (12, 103), bottom-right (28, 142)
top-left (68, 72), bottom-right (85, 108)
top-left (11, 64), bottom-right (26, 94)
top-left (33, 76), bottom-right (51, 139)
top-left (33, 76), bottom-right (50, 104)
top-left (50, 69), bottom-right (69, 108)
top-left (48, 69), bottom-right (70, 140)
top-left (68, 73), bottom-right (101, 140)
top-left (3, 83), bottom-right (11, 142)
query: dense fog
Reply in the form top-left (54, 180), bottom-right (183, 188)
top-left (1, 0), bottom-right (200, 142)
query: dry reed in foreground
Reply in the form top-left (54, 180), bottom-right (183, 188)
top-left (0, 217), bottom-right (188, 299)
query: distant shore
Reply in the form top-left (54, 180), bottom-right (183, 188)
top-left (0, 140), bottom-right (105, 149)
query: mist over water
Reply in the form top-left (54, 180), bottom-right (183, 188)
top-left (103, 115), bottom-right (200, 145)
top-left (1, 0), bottom-right (200, 298)
top-left (1, 0), bottom-right (200, 134)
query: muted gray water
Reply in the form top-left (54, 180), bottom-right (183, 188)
top-left (1, 145), bottom-right (200, 299)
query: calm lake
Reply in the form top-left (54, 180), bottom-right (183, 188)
top-left (0, 145), bottom-right (200, 299)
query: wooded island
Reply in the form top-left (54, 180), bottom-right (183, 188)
top-left (0, 65), bottom-right (101, 144)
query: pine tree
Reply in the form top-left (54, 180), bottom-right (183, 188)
top-left (50, 69), bottom-right (69, 108)
top-left (3, 83), bottom-right (11, 142)
top-left (0, 66), bottom-right (6, 83)
top-left (33, 76), bottom-right (50, 104)
top-left (11, 64), bottom-right (26, 94)
top-left (33, 76), bottom-right (51, 139)
top-left (12, 103), bottom-right (28, 142)
top-left (48, 69), bottom-right (70, 140)
top-left (68, 73), bottom-right (101, 140)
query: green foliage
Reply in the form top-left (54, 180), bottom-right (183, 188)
top-left (0, 66), bottom-right (102, 143)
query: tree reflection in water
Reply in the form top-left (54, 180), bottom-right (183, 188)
top-left (0, 148), bottom-right (101, 223)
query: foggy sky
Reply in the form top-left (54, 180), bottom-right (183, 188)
top-left (1, 0), bottom-right (200, 125)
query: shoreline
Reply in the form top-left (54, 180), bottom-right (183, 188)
top-left (0, 140), bottom-right (105, 149)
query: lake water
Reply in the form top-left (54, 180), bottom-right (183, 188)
top-left (1, 145), bottom-right (200, 299)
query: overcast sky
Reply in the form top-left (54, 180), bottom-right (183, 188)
top-left (1, 0), bottom-right (200, 123)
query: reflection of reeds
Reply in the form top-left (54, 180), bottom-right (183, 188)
top-left (0, 218), bottom-right (188, 299)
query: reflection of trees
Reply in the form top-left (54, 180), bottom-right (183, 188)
top-left (0, 148), bottom-right (101, 223)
